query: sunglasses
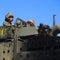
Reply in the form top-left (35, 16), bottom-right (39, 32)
top-left (8, 16), bottom-right (14, 18)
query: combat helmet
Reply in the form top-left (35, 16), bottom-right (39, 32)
top-left (5, 12), bottom-right (14, 19)
top-left (27, 19), bottom-right (35, 26)
top-left (27, 19), bottom-right (34, 24)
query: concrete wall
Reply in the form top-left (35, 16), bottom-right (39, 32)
top-left (0, 42), bottom-right (13, 60)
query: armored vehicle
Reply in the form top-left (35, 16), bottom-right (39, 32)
top-left (0, 15), bottom-right (60, 60)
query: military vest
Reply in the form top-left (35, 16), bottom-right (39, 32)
top-left (3, 21), bottom-right (12, 27)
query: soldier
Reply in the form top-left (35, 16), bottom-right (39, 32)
top-left (27, 19), bottom-right (35, 26)
top-left (3, 12), bottom-right (14, 27)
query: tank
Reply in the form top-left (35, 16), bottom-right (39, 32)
top-left (0, 16), bottom-right (60, 60)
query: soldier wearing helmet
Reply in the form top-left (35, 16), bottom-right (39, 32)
top-left (3, 12), bottom-right (14, 27)
top-left (27, 19), bottom-right (35, 26)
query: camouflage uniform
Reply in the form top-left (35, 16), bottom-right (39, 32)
top-left (3, 21), bottom-right (12, 27)
top-left (3, 13), bottom-right (14, 27)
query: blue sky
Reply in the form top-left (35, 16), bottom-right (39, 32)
top-left (0, 0), bottom-right (60, 27)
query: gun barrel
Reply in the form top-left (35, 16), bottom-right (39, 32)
top-left (16, 18), bottom-right (26, 23)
